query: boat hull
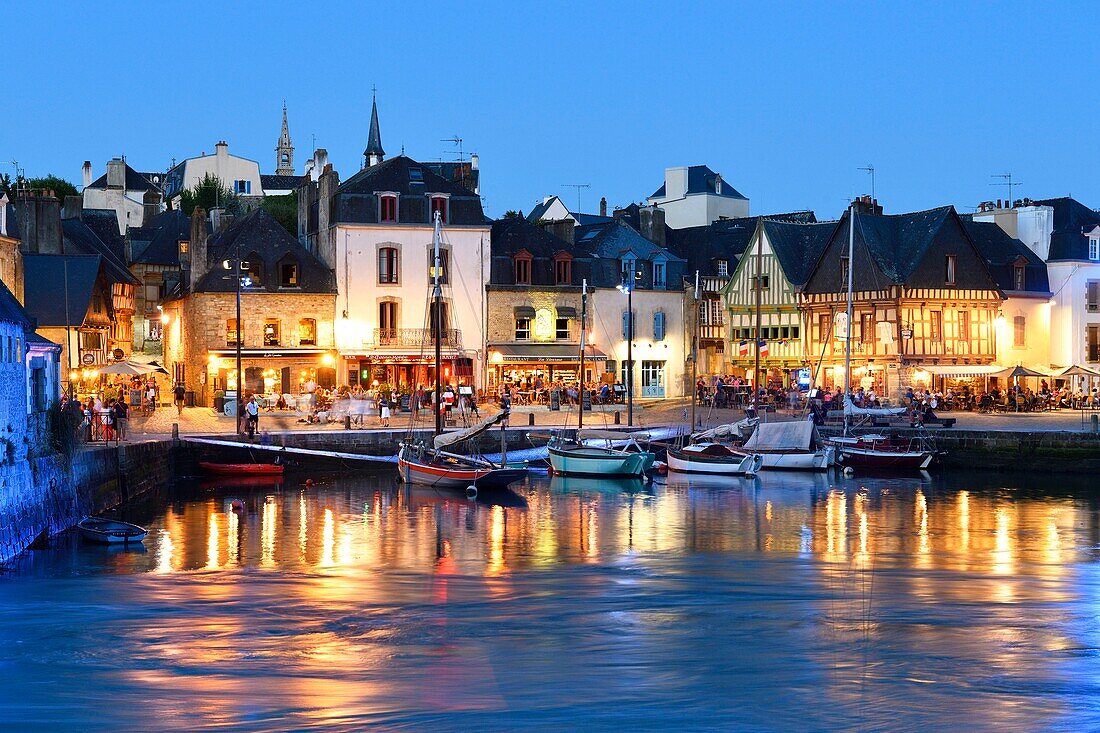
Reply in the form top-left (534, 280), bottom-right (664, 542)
top-left (77, 517), bottom-right (147, 544)
top-left (547, 444), bottom-right (652, 477)
top-left (667, 448), bottom-right (764, 476)
top-left (836, 448), bottom-right (934, 469)
top-left (734, 448), bottom-right (833, 471)
top-left (397, 445), bottom-right (526, 490)
top-left (199, 462), bottom-right (284, 476)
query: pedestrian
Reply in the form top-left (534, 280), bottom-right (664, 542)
top-left (173, 381), bottom-right (186, 416)
top-left (380, 394), bottom-right (391, 427)
top-left (245, 395), bottom-right (259, 438)
top-left (114, 397), bottom-right (128, 441)
top-left (104, 399), bottom-right (117, 441)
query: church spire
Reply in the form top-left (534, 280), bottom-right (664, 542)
top-left (364, 88), bottom-right (385, 168)
top-left (276, 101), bottom-right (295, 176)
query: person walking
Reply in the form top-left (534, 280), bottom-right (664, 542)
top-left (173, 381), bottom-right (186, 416)
top-left (380, 393), bottom-right (391, 428)
top-left (114, 397), bottom-right (128, 441)
top-left (245, 395), bottom-right (259, 439)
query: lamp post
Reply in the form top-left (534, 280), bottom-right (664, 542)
top-left (222, 253), bottom-right (251, 435)
top-left (617, 266), bottom-right (640, 426)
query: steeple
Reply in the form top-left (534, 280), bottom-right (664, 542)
top-left (276, 102), bottom-right (295, 176)
top-left (364, 89), bottom-right (385, 168)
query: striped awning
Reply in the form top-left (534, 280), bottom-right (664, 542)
top-left (921, 364), bottom-right (1005, 378)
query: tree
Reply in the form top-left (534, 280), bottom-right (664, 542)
top-left (261, 192), bottom-right (298, 235)
top-left (0, 173), bottom-right (78, 200)
top-left (179, 173), bottom-right (241, 216)
top-left (503, 210), bottom-right (523, 219)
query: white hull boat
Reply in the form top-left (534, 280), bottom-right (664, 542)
top-left (77, 516), bottom-right (147, 544)
top-left (667, 443), bottom-right (764, 476)
top-left (737, 418), bottom-right (834, 472)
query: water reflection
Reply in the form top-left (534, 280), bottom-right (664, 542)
top-left (5, 469), bottom-right (1100, 730)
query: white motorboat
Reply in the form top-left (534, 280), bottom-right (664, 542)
top-left (667, 443), bottom-right (764, 476)
top-left (733, 419), bottom-right (833, 471)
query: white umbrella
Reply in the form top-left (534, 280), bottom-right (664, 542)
top-left (99, 361), bottom-right (157, 376)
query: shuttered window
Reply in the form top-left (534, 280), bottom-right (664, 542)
top-left (621, 310), bottom-right (636, 339)
top-left (653, 312), bottom-right (666, 341)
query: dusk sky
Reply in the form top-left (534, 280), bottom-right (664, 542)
top-left (8, 1), bottom-right (1100, 219)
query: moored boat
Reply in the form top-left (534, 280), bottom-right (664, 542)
top-left (199, 462), bottom-right (284, 476)
top-left (667, 443), bottom-right (764, 476)
top-left (77, 516), bottom-right (147, 544)
top-left (398, 442), bottom-right (527, 490)
top-left (732, 419), bottom-right (833, 471)
top-left (828, 434), bottom-right (935, 469)
top-left (547, 430), bottom-right (655, 478)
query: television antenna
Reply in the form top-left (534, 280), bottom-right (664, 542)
top-left (991, 173), bottom-right (1021, 205)
top-left (441, 136), bottom-right (464, 161)
top-left (858, 164), bottom-right (875, 202)
top-left (562, 183), bottom-right (590, 212)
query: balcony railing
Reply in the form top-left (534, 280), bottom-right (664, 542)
top-left (375, 328), bottom-right (461, 348)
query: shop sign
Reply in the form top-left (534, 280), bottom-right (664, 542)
top-left (900, 328), bottom-right (913, 339)
top-left (81, 353), bottom-right (95, 365)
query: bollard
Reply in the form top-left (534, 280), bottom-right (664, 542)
top-left (344, 415), bottom-right (351, 430)
top-left (171, 423), bottom-right (179, 442)
top-left (529, 412), bottom-right (536, 426)
top-left (1092, 414), bottom-right (1098, 433)
top-left (614, 411), bottom-right (621, 425)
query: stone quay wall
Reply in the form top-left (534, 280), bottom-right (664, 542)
top-left (0, 440), bottom-right (176, 563)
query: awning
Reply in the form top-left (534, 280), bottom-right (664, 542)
top-left (489, 343), bottom-right (607, 362)
top-left (514, 306), bottom-right (535, 318)
top-left (921, 364), bottom-right (1005, 378)
top-left (209, 348), bottom-right (330, 358)
top-left (556, 306), bottom-right (577, 318)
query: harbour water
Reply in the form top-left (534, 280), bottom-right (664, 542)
top-left (3, 468), bottom-right (1100, 731)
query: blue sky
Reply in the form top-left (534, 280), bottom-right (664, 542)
top-left (8, 1), bottom-right (1100, 220)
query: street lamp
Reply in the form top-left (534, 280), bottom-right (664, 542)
top-left (617, 266), bottom-right (642, 426)
top-left (222, 254), bottom-right (251, 435)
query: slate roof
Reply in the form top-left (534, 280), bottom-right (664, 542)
top-left (422, 162), bottom-right (479, 195)
top-left (666, 212), bottom-right (817, 277)
top-left (364, 97), bottom-right (384, 158)
top-left (86, 162), bottom-right (160, 192)
top-left (650, 165), bottom-right (747, 200)
top-left (846, 206), bottom-right (955, 283)
top-left (331, 155), bottom-right (486, 226)
top-left (526, 197), bottom-right (558, 222)
top-left (0, 278), bottom-right (32, 328)
top-left (260, 174), bottom-right (305, 192)
top-left (61, 218), bottom-right (139, 285)
top-left (760, 219), bottom-right (840, 287)
top-left (573, 219), bottom-right (687, 288)
top-left (194, 207), bottom-right (335, 294)
top-left (962, 219), bottom-right (1050, 294)
top-left (80, 209), bottom-right (126, 262)
top-left (489, 217), bottom-right (590, 287)
top-left (22, 254), bottom-right (102, 327)
top-left (129, 209), bottom-right (194, 265)
top-left (1033, 197), bottom-right (1100, 261)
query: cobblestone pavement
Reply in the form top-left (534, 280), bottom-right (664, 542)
top-left (121, 398), bottom-right (1100, 441)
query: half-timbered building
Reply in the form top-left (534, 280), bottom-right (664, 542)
top-left (800, 204), bottom-right (1004, 400)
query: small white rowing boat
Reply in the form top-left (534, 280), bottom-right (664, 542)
top-left (77, 516), bottom-right (147, 544)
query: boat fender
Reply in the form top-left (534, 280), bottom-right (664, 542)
top-left (547, 466), bottom-right (556, 477)
top-left (466, 486), bottom-right (478, 499)
top-left (843, 467), bottom-right (855, 477)
top-left (656, 462), bottom-right (668, 476)
top-left (305, 479), bottom-right (315, 487)
top-left (230, 498), bottom-right (245, 512)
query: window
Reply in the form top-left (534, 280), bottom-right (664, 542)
top-left (860, 313), bottom-right (874, 344)
top-left (554, 255), bottom-right (572, 285)
top-left (144, 282), bottom-right (161, 305)
top-left (380, 194), bottom-right (397, 223)
top-left (555, 318), bottom-right (570, 340)
top-left (298, 318), bottom-right (317, 346)
top-left (930, 311), bottom-right (942, 341)
top-left (1013, 264), bottom-right (1026, 291)
top-left (80, 331), bottom-right (103, 351)
top-left (147, 319), bottom-right (163, 341)
top-left (515, 317), bottom-right (531, 340)
top-left (818, 314), bottom-right (831, 342)
top-left (514, 255), bottom-right (532, 285)
top-left (1091, 236), bottom-right (1100, 261)
top-left (958, 310), bottom-right (970, 342)
top-left (226, 319), bottom-right (241, 346)
top-left (653, 311), bottom-right (666, 341)
top-left (234, 179), bottom-right (252, 194)
top-left (1090, 281), bottom-right (1100, 313)
top-left (245, 256), bottom-right (263, 287)
top-left (263, 319), bottom-right (280, 347)
top-left (409, 168), bottom-right (424, 183)
top-left (280, 261), bottom-right (299, 287)
top-left (31, 367), bottom-right (46, 412)
top-left (945, 255), bottom-right (957, 285)
top-left (840, 257), bottom-right (850, 287)
top-left (378, 247), bottom-right (399, 284)
top-left (752, 274), bottom-right (770, 291)
top-left (621, 257), bottom-right (637, 282)
top-left (379, 301), bottom-right (398, 333)
top-left (428, 249), bottom-right (450, 284)
top-left (641, 360), bottom-right (665, 398)
top-left (717, 260), bottom-right (728, 277)
top-left (178, 240), bottom-right (189, 255)
top-left (1090, 325), bottom-right (1100, 362)
top-left (430, 196), bottom-right (448, 224)
top-left (1013, 315), bottom-right (1026, 348)
top-left (791, 325), bottom-right (800, 339)
top-left (621, 310), bottom-right (636, 339)
top-left (429, 301), bottom-right (449, 338)
top-left (653, 262), bottom-right (666, 289)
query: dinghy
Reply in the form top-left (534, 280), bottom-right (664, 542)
top-left (77, 516), bottom-right (147, 544)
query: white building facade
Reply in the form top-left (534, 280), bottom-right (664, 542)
top-left (163, 141), bottom-right (264, 207)
top-left (647, 165), bottom-right (749, 229)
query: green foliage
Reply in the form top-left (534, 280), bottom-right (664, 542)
top-left (46, 402), bottom-right (79, 458)
top-left (179, 173), bottom-right (241, 216)
top-left (502, 210), bottom-right (522, 219)
top-left (261, 192), bottom-right (298, 235)
top-left (0, 173), bottom-right (78, 200)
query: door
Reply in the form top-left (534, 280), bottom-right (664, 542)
top-left (281, 367), bottom-right (291, 395)
top-left (641, 360), bottom-right (665, 397)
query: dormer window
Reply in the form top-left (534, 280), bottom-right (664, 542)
top-left (1090, 234), bottom-right (1100, 261)
top-left (1013, 263), bottom-right (1026, 290)
top-left (380, 194), bottom-right (397, 223)
top-left (279, 260), bottom-right (299, 288)
top-left (945, 254), bottom-right (957, 285)
top-left (553, 251), bottom-right (572, 285)
top-left (716, 259), bottom-right (728, 277)
top-left (514, 250), bottom-right (532, 285)
top-left (621, 256), bottom-right (637, 283)
top-left (653, 261), bottom-right (666, 289)
top-left (233, 179), bottom-right (251, 194)
top-left (430, 195), bottom-right (448, 224)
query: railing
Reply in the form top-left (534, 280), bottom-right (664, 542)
top-left (375, 328), bottom-right (461, 348)
top-left (698, 324), bottom-right (725, 341)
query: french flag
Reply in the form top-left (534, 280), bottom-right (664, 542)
top-left (758, 340), bottom-right (769, 358)
top-left (738, 340), bottom-right (749, 356)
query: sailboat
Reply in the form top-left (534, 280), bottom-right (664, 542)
top-left (667, 271), bottom-right (764, 476)
top-left (824, 204), bottom-right (935, 470)
top-left (396, 212), bottom-right (527, 491)
top-left (546, 279), bottom-right (656, 478)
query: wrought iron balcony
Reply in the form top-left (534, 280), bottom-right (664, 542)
top-left (375, 328), bottom-right (461, 348)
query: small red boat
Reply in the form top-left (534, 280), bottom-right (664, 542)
top-left (199, 461), bottom-right (285, 476)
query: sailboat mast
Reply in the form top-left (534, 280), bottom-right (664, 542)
top-left (753, 227), bottom-right (763, 415)
top-left (579, 279), bottom-right (587, 432)
top-left (843, 204), bottom-right (856, 437)
top-left (691, 270), bottom-right (699, 431)
top-left (433, 211), bottom-right (443, 437)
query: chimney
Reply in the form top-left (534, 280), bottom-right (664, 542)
top-left (470, 153), bottom-right (479, 170)
top-left (600, 197), bottom-right (607, 217)
top-left (215, 140), bottom-right (229, 157)
top-left (189, 206), bottom-right (208, 292)
top-left (82, 161), bottom-right (92, 190)
top-left (62, 195), bottom-right (83, 220)
top-left (209, 207), bottom-right (224, 233)
top-left (106, 158), bottom-right (125, 189)
top-left (13, 188), bottom-right (63, 254)
top-left (545, 219), bottom-right (575, 245)
top-left (639, 205), bottom-right (666, 247)
top-left (665, 167), bottom-right (688, 198)
top-left (851, 194), bottom-right (882, 216)
top-left (316, 163), bottom-right (340, 270)
top-left (142, 188), bottom-right (161, 226)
